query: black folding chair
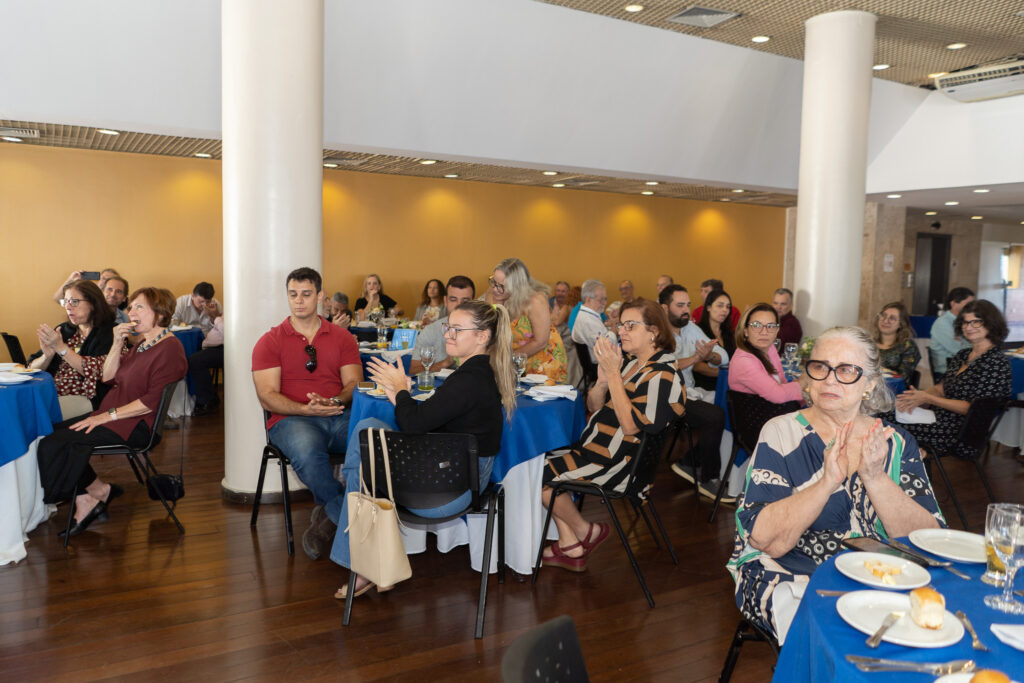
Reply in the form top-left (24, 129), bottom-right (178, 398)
top-left (574, 342), bottom-right (597, 393)
top-left (2, 332), bottom-right (27, 364)
top-left (342, 429), bottom-right (505, 640)
top-left (712, 391), bottom-right (800, 522)
top-left (502, 615), bottom-right (589, 683)
top-left (533, 423), bottom-right (679, 608)
top-left (63, 382), bottom-right (185, 547)
top-left (718, 618), bottom-right (780, 683)
top-left (922, 396), bottom-right (1008, 529)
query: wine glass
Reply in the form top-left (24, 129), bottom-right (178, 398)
top-left (421, 347), bottom-right (435, 375)
top-left (984, 502), bottom-right (1024, 614)
top-left (512, 353), bottom-right (527, 387)
top-left (982, 503), bottom-right (1014, 586)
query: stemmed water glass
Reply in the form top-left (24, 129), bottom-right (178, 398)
top-left (984, 502), bottom-right (1024, 614)
top-left (417, 347), bottom-right (436, 391)
top-left (783, 343), bottom-right (799, 380)
top-left (512, 353), bottom-right (527, 389)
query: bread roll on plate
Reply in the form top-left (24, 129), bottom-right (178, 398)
top-left (970, 670), bottom-right (1010, 683)
top-left (909, 586), bottom-right (944, 629)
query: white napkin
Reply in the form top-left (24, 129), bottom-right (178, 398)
top-left (895, 407), bottom-right (936, 424)
top-left (381, 348), bottom-right (413, 363)
top-left (170, 325), bottom-right (192, 331)
top-left (434, 368), bottom-right (454, 378)
top-left (354, 321), bottom-right (375, 328)
top-left (991, 623), bottom-right (1024, 651)
top-left (523, 373), bottom-right (548, 384)
top-left (412, 390), bottom-right (435, 402)
top-left (527, 384), bottom-right (578, 401)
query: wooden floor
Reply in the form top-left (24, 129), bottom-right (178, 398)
top-left (3, 413), bottom-right (1024, 682)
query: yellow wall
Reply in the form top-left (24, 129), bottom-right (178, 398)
top-left (1, 144), bottom-right (785, 361)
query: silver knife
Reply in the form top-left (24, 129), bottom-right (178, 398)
top-left (885, 538), bottom-right (971, 580)
top-left (866, 611), bottom-right (903, 648)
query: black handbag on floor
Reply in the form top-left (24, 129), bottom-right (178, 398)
top-left (147, 473), bottom-right (185, 502)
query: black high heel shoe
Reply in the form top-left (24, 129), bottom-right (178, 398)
top-left (58, 500), bottom-right (108, 538)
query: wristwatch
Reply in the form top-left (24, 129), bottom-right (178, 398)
top-left (328, 397), bottom-right (343, 407)
top-left (58, 347), bottom-right (69, 357)
top-left (108, 407), bottom-right (118, 420)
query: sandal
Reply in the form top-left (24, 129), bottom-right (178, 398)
top-left (581, 522), bottom-right (610, 553)
top-left (541, 541), bottom-right (588, 572)
top-left (334, 580), bottom-right (395, 600)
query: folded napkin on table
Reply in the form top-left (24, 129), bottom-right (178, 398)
top-left (895, 407), bottom-right (936, 424)
top-left (991, 623), bottom-right (1024, 651)
top-left (381, 348), bottom-right (412, 364)
top-left (524, 373), bottom-right (548, 383)
top-left (354, 321), bottom-right (375, 327)
top-left (434, 368), bottom-right (454, 378)
top-left (526, 384), bottom-right (578, 401)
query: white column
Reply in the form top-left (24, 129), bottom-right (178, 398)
top-left (792, 10), bottom-right (877, 335)
top-left (221, 0), bottom-right (324, 496)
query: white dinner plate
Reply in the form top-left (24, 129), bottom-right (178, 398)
top-left (835, 551), bottom-right (931, 590)
top-left (908, 529), bottom-right (986, 564)
top-left (0, 372), bottom-right (34, 384)
top-left (836, 590), bottom-right (963, 648)
top-left (0, 363), bottom-right (16, 371)
top-left (935, 674), bottom-right (1020, 683)
top-left (367, 389), bottom-right (388, 399)
top-left (521, 374), bottom-right (548, 385)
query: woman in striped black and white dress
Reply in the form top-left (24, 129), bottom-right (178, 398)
top-left (540, 298), bottom-right (685, 572)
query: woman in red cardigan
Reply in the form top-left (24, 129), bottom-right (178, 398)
top-left (36, 287), bottom-right (187, 538)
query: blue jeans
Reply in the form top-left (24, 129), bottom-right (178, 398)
top-left (329, 417), bottom-right (495, 569)
top-left (268, 412), bottom-right (351, 517)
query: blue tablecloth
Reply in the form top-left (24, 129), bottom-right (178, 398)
top-left (347, 380), bottom-right (586, 483)
top-left (172, 327), bottom-right (204, 394)
top-left (774, 545), bottom-right (1024, 682)
top-left (0, 373), bottom-right (61, 467)
top-left (1009, 355), bottom-right (1024, 396)
top-left (910, 315), bottom-right (937, 339)
top-left (359, 351), bottom-right (412, 377)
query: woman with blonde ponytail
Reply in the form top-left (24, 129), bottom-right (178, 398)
top-left (329, 300), bottom-right (513, 598)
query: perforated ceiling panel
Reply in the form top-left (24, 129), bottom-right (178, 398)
top-left (543, 0), bottom-right (1024, 87)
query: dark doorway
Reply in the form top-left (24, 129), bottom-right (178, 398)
top-left (912, 233), bottom-right (951, 315)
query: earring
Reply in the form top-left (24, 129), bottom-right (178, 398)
top-left (650, 336), bottom-right (655, 344)
top-left (862, 389), bottom-right (871, 400)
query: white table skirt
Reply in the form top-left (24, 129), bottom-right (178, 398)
top-left (992, 394), bottom-right (1024, 449)
top-left (0, 436), bottom-right (48, 566)
top-left (166, 379), bottom-right (195, 419)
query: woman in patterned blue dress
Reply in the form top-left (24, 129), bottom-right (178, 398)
top-left (895, 300), bottom-right (1012, 458)
top-left (727, 327), bottom-right (944, 643)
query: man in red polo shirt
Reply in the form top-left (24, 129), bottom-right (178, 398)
top-left (252, 267), bottom-right (363, 560)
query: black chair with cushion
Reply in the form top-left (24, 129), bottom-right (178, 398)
top-left (501, 614), bottom-right (589, 683)
top-left (533, 423), bottom-right (679, 608)
top-left (921, 396), bottom-right (1007, 529)
top-left (342, 429), bottom-right (505, 640)
top-left (2, 332), bottom-right (27, 364)
top-left (712, 391), bottom-right (800, 522)
top-left (64, 382), bottom-right (185, 547)
top-left (574, 342), bottom-right (597, 392)
top-left (718, 618), bottom-right (781, 683)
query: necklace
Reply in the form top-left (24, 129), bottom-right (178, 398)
top-left (136, 328), bottom-right (169, 353)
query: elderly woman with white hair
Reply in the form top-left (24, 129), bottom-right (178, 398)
top-left (486, 257), bottom-right (568, 382)
top-left (727, 326), bottom-right (943, 643)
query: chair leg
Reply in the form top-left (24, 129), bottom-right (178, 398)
top-left (599, 490), bottom-right (654, 608)
top-left (138, 453), bottom-right (185, 534)
top-left (930, 453), bottom-right (969, 529)
top-left (646, 499), bottom-right (679, 565)
top-left (497, 488), bottom-right (506, 584)
top-left (278, 457), bottom-right (294, 556)
top-left (632, 498), bottom-right (662, 551)
top-left (973, 458), bottom-right (997, 503)
top-left (718, 620), bottom-right (749, 683)
top-left (125, 452), bottom-right (146, 486)
top-left (532, 488), bottom-right (561, 584)
top-left (476, 495), bottom-right (498, 639)
top-left (342, 571), bottom-right (358, 626)
top-left (250, 452), bottom-right (270, 527)
top-left (62, 486), bottom-right (78, 549)
top-left (709, 441), bottom-right (741, 523)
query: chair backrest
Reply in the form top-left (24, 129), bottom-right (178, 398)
top-left (501, 615), bottom-right (589, 683)
top-left (957, 396), bottom-right (1008, 455)
top-left (622, 416), bottom-right (680, 499)
top-left (358, 429), bottom-right (480, 510)
top-left (2, 332), bottom-right (27, 364)
top-left (574, 342), bottom-right (597, 386)
top-left (389, 328), bottom-right (418, 351)
top-left (143, 382), bottom-right (180, 452)
top-left (726, 390), bottom-right (801, 454)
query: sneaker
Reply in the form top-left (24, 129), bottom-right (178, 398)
top-left (302, 505), bottom-right (337, 560)
top-left (698, 479), bottom-right (738, 505)
top-left (671, 462), bottom-right (696, 484)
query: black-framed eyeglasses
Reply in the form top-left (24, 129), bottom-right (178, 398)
top-left (487, 277), bottom-right (505, 293)
top-left (304, 344), bottom-right (317, 373)
top-left (60, 298), bottom-right (84, 308)
top-left (747, 321), bottom-right (780, 331)
top-left (441, 323), bottom-right (482, 338)
top-left (616, 320), bottom-right (648, 332)
top-left (962, 318), bottom-right (985, 329)
top-left (804, 360), bottom-right (863, 384)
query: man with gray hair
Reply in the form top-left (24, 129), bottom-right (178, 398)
top-left (772, 287), bottom-right (803, 346)
top-left (571, 279), bottom-right (613, 363)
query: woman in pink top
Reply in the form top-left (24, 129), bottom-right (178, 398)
top-left (729, 303), bottom-right (804, 404)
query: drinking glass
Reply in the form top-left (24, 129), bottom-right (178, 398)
top-left (513, 353), bottom-right (527, 386)
top-left (983, 503), bottom-right (1024, 614)
top-left (784, 343), bottom-right (798, 360)
top-left (982, 503), bottom-right (1016, 586)
top-left (376, 325), bottom-right (388, 349)
top-left (416, 372), bottom-right (434, 392)
top-left (421, 347), bottom-right (435, 374)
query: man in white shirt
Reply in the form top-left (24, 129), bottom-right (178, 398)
top-left (173, 282), bottom-right (222, 335)
top-left (659, 284), bottom-right (734, 504)
top-left (571, 279), bottom-right (613, 363)
top-left (409, 275), bottom-right (476, 375)
top-left (189, 308), bottom-right (225, 416)
top-left (929, 287), bottom-right (974, 380)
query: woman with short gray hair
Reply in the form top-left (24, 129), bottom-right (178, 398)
top-left (727, 325), bottom-right (943, 643)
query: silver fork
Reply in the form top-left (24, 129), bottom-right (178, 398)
top-left (846, 655), bottom-right (976, 675)
top-left (955, 610), bottom-right (990, 652)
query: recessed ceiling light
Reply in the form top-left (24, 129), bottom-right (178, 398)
top-left (322, 162), bottom-right (338, 168)
top-left (873, 64), bottom-right (890, 71)
top-left (645, 181), bottom-right (659, 186)
top-left (641, 191), bottom-right (654, 196)
top-left (624, 4), bottom-right (644, 12)
top-left (444, 174), bottom-right (458, 178)
top-left (552, 183), bottom-right (565, 188)
top-left (195, 153), bottom-right (212, 159)
top-left (542, 171), bottom-right (558, 176)
top-left (96, 128), bottom-right (119, 136)
top-left (720, 198), bottom-right (731, 202)
top-left (732, 189), bottom-right (745, 193)
top-left (945, 201), bottom-right (959, 206)
top-left (971, 216), bottom-right (983, 220)
top-left (925, 211), bottom-right (938, 216)
top-left (751, 36), bottom-right (770, 44)
top-left (928, 72), bottom-right (948, 79)
top-left (946, 42), bottom-right (967, 50)
top-left (887, 194), bottom-right (902, 199)
top-left (973, 188), bottom-right (990, 193)
top-left (419, 159), bottom-right (437, 165)
top-left (2, 136), bottom-right (22, 143)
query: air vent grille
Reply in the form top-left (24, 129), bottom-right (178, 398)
top-left (0, 127), bottom-right (40, 138)
top-left (666, 5), bottom-right (740, 28)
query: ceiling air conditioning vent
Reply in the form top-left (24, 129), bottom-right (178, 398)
top-left (322, 157), bottom-right (365, 167)
top-left (936, 60), bottom-right (1024, 103)
top-left (0, 127), bottom-right (40, 138)
top-left (666, 5), bottom-right (740, 28)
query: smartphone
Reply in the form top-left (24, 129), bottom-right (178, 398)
top-left (841, 537), bottom-right (922, 564)
top-left (80, 270), bottom-right (101, 280)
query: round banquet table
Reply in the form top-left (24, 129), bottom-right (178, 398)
top-left (358, 347), bottom-right (412, 376)
top-left (772, 544), bottom-right (1024, 681)
top-left (346, 379), bottom-right (586, 574)
top-left (166, 326), bottom-right (204, 418)
top-left (0, 372), bottom-right (62, 565)
top-left (991, 354), bottom-right (1024, 449)
top-left (171, 326), bottom-right (204, 394)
